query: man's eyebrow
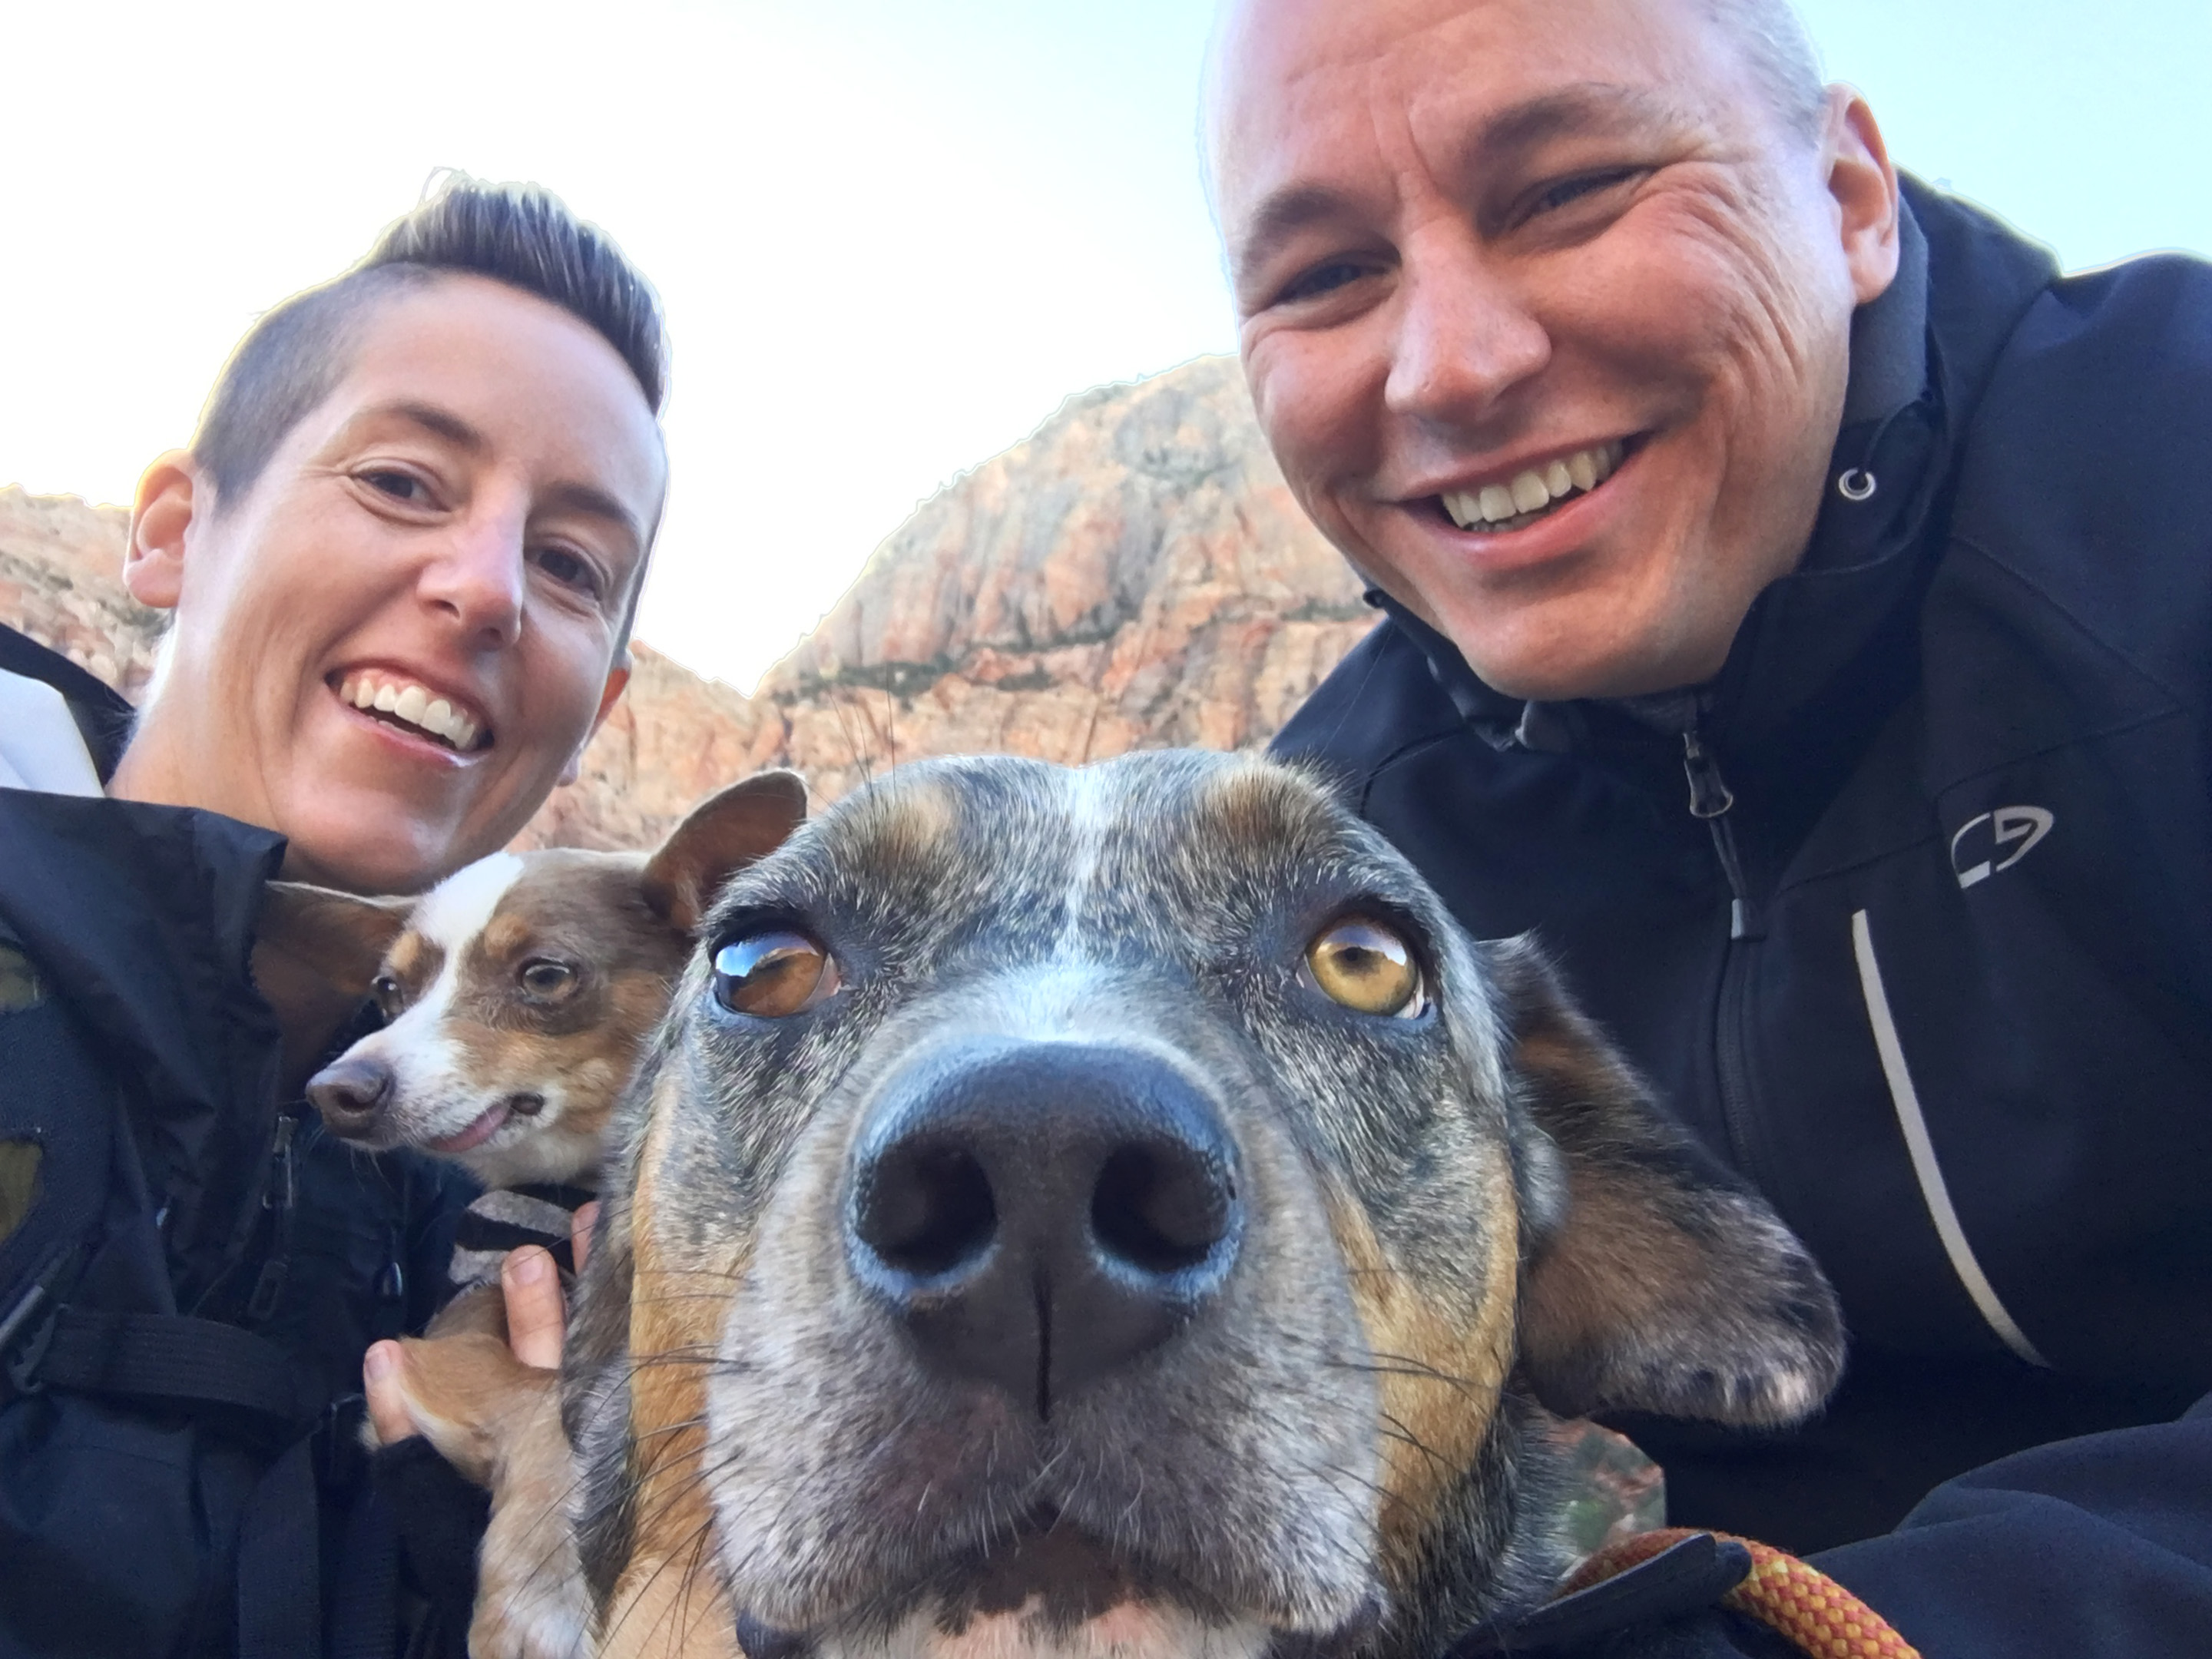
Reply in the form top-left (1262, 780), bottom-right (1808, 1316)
top-left (1229, 82), bottom-right (1689, 294)
top-left (1475, 82), bottom-right (1690, 159)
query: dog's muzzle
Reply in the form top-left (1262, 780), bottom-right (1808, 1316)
top-left (846, 1039), bottom-right (1245, 1418)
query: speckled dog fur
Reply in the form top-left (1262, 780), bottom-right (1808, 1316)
top-left (561, 752), bottom-right (1843, 1659)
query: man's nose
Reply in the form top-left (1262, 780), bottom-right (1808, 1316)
top-left (1382, 227), bottom-right (1551, 426)
top-left (418, 508), bottom-right (528, 650)
top-left (845, 1040), bottom-right (1243, 1419)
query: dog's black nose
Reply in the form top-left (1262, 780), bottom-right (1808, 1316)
top-left (308, 1055), bottom-right (395, 1137)
top-left (847, 1041), bottom-right (1242, 1415)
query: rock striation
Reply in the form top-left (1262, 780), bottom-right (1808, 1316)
top-left (2, 353), bottom-right (1373, 849)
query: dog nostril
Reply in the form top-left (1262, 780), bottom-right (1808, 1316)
top-left (306, 1058), bottom-right (394, 1133)
top-left (856, 1142), bottom-right (997, 1277)
top-left (1091, 1144), bottom-right (1234, 1274)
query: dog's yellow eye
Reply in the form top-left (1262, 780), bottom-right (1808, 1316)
top-left (519, 959), bottom-right (575, 998)
top-left (1306, 917), bottom-right (1426, 1018)
top-left (714, 929), bottom-right (840, 1018)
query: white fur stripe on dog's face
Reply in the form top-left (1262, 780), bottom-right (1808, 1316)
top-left (392, 851), bottom-right (525, 1041)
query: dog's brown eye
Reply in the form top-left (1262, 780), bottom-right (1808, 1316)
top-left (370, 973), bottom-right (403, 1015)
top-left (1306, 918), bottom-right (1426, 1018)
top-left (518, 959), bottom-right (575, 998)
top-left (714, 929), bottom-right (839, 1018)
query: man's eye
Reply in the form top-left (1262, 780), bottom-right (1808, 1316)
top-left (1274, 260), bottom-right (1372, 306)
top-left (1526, 168), bottom-right (1640, 220)
top-left (535, 546), bottom-right (604, 598)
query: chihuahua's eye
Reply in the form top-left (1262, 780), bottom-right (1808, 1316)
top-left (713, 929), bottom-right (840, 1018)
top-left (519, 959), bottom-right (576, 998)
top-left (1305, 917), bottom-right (1427, 1018)
top-left (370, 973), bottom-right (403, 1015)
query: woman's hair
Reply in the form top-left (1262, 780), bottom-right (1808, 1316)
top-left (189, 173), bottom-right (667, 511)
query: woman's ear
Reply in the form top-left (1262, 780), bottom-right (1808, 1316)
top-left (126, 452), bottom-right (201, 611)
top-left (558, 659), bottom-right (633, 787)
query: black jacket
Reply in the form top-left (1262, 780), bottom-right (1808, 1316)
top-left (1276, 182), bottom-right (2212, 1654)
top-left (0, 625), bottom-right (475, 1657)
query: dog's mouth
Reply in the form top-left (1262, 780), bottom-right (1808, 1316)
top-left (424, 1093), bottom-right (542, 1154)
top-left (741, 1511), bottom-right (1286, 1659)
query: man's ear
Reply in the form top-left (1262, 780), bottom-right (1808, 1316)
top-left (1823, 87), bottom-right (1901, 307)
top-left (559, 659), bottom-right (633, 788)
top-left (126, 452), bottom-right (201, 611)
top-left (1486, 937), bottom-right (1845, 1427)
top-left (641, 770), bottom-right (808, 933)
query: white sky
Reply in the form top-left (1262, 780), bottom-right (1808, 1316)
top-left (3, 0), bottom-right (2205, 692)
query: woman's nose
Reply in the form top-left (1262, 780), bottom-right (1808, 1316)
top-left (1382, 228), bottom-right (1551, 426)
top-left (418, 512), bottom-right (527, 648)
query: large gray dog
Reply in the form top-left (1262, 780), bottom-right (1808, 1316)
top-left (409, 751), bottom-right (1843, 1659)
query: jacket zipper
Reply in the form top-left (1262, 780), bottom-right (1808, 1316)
top-left (242, 1114), bottom-right (299, 1326)
top-left (1681, 731), bottom-right (1770, 1186)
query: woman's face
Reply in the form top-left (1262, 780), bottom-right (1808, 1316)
top-left (118, 275), bottom-right (665, 894)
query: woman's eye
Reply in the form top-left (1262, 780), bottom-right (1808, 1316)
top-left (713, 929), bottom-right (841, 1018)
top-left (360, 469), bottom-right (429, 504)
top-left (1304, 916), bottom-right (1428, 1019)
top-left (519, 959), bottom-right (576, 998)
top-left (535, 546), bottom-right (603, 598)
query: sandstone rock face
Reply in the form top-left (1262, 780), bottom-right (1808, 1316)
top-left (0, 487), bottom-right (164, 700)
top-left (2, 353), bottom-right (1374, 849)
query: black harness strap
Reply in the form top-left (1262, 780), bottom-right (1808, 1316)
top-left (27, 1306), bottom-right (313, 1424)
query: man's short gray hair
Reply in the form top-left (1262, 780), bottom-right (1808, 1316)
top-left (1709, 0), bottom-right (1828, 141)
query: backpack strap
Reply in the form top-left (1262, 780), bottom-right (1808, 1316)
top-left (13, 1306), bottom-right (316, 1426)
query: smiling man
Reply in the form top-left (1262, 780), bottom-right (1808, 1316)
top-left (0, 179), bottom-right (664, 1657)
top-left (1217, 0), bottom-right (2212, 1653)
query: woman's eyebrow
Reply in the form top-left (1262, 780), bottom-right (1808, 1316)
top-left (339, 399), bottom-right (491, 453)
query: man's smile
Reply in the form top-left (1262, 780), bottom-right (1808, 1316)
top-left (1433, 438), bottom-right (1631, 533)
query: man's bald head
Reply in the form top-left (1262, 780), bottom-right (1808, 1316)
top-left (1205, 0), bottom-right (1900, 701)
top-left (1205, 0), bottom-right (1826, 200)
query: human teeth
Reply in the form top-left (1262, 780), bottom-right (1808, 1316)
top-left (424, 699), bottom-right (454, 739)
top-left (1479, 484), bottom-right (1516, 522)
top-left (373, 684), bottom-right (399, 714)
top-left (1510, 471), bottom-right (1550, 514)
top-left (341, 675), bottom-right (483, 748)
top-left (1544, 459), bottom-right (1575, 497)
top-left (1442, 491), bottom-right (1482, 528)
top-left (1568, 450), bottom-right (1599, 492)
top-left (1442, 443), bottom-right (1628, 531)
top-left (393, 686), bottom-right (429, 726)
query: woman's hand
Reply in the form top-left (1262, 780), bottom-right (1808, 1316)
top-left (363, 1200), bottom-right (598, 1442)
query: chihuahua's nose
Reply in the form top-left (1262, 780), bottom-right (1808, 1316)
top-left (846, 1041), bottom-right (1242, 1415)
top-left (308, 1055), bottom-right (396, 1137)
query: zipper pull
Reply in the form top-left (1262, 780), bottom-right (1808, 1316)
top-left (1681, 732), bottom-right (1764, 941)
top-left (244, 1116), bottom-right (299, 1323)
top-left (1681, 730), bottom-right (1737, 820)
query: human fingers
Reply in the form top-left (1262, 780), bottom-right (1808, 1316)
top-left (572, 1200), bottom-right (601, 1275)
top-left (363, 1340), bottom-right (418, 1445)
top-left (502, 1245), bottom-right (566, 1370)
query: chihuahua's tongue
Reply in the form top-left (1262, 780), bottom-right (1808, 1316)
top-left (429, 1100), bottom-right (511, 1154)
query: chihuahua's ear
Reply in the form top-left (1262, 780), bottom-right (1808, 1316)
top-left (253, 882), bottom-right (415, 1095)
top-left (254, 882), bottom-right (413, 997)
top-left (642, 770), bottom-right (808, 933)
top-left (1485, 936), bottom-right (1845, 1428)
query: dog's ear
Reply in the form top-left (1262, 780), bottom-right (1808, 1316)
top-left (253, 882), bottom-right (413, 1094)
top-left (1485, 937), bottom-right (1844, 1427)
top-left (254, 882), bottom-right (412, 995)
top-left (643, 771), bottom-right (808, 933)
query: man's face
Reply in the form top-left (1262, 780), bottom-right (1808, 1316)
top-left (1215, 0), bottom-right (1896, 700)
top-left (130, 276), bottom-right (664, 892)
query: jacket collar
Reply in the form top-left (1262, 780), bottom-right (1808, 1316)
top-left (0, 622), bottom-right (137, 782)
top-left (1382, 179), bottom-right (2060, 761)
